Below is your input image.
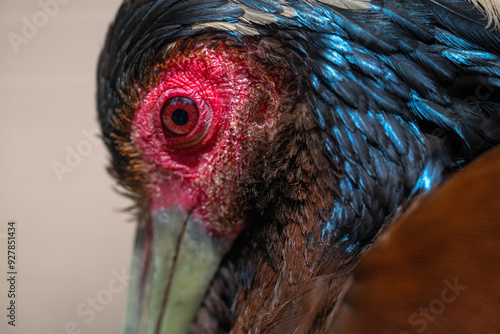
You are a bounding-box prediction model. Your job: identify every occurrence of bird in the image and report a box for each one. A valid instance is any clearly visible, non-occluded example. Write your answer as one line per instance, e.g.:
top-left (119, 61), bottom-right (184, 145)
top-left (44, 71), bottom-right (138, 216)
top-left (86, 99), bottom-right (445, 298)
top-left (96, 0), bottom-right (500, 333)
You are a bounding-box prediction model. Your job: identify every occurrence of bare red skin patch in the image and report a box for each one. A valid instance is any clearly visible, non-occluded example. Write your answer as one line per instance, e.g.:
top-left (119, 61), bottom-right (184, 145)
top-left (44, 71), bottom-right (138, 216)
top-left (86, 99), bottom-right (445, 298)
top-left (131, 40), bottom-right (286, 243)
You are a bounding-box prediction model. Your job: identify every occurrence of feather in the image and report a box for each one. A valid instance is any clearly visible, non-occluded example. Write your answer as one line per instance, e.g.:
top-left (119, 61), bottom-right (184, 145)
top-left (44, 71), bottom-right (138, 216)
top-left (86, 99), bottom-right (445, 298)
top-left (315, 0), bottom-right (371, 10)
top-left (425, 0), bottom-right (500, 53)
top-left (467, 0), bottom-right (500, 29)
top-left (240, 5), bottom-right (279, 25)
top-left (191, 21), bottom-right (260, 35)
top-left (234, 0), bottom-right (283, 13)
top-left (330, 145), bottom-right (500, 334)
top-left (429, 0), bottom-right (491, 25)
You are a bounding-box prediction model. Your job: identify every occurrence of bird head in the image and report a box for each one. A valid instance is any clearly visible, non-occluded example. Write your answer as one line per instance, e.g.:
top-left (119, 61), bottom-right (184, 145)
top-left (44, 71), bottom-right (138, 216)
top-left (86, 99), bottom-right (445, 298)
top-left (132, 36), bottom-right (298, 236)
top-left (98, 0), bottom-right (500, 333)
top-left (123, 38), bottom-right (297, 331)
top-left (100, 31), bottom-right (336, 332)
top-left (99, 24), bottom-right (309, 330)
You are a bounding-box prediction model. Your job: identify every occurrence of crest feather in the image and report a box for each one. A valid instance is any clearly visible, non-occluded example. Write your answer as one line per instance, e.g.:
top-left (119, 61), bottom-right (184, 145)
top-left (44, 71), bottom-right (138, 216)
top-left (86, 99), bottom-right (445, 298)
top-left (315, 0), bottom-right (371, 9)
top-left (467, 0), bottom-right (500, 29)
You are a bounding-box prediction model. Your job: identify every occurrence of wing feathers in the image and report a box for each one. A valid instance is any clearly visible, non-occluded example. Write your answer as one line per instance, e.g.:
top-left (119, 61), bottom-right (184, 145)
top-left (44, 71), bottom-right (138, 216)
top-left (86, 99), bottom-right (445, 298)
top-left (467, 0), bottom-right (500, 29)
top-left (330, 144), bottom-right (500, 333)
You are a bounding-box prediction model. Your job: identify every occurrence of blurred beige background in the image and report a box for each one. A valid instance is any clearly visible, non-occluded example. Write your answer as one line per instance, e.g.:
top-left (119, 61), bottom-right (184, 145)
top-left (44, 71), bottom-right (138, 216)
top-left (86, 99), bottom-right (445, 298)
top-left (0, 1), bottom-right (136, 333)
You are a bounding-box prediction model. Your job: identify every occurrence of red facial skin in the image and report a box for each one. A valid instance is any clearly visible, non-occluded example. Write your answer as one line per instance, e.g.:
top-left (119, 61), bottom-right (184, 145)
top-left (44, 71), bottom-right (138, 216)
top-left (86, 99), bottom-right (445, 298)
top-left (131, 40), bottom-right (285, 244)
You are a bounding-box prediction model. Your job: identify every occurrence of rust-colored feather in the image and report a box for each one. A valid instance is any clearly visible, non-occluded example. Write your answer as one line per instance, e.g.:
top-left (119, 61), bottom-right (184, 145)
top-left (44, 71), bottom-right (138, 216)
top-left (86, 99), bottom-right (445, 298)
top-left (330, 144), bottom-right (500, 333)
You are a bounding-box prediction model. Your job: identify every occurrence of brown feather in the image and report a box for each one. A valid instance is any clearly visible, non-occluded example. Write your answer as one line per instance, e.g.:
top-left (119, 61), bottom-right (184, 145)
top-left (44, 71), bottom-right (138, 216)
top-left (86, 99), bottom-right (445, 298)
top-left (330, 144), bottom-right (500, 333)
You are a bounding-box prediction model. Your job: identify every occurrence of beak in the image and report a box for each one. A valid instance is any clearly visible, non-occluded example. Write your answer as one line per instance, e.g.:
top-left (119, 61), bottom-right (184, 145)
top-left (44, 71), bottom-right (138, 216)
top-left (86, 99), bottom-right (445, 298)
top-left (123, 209), bottom-right (228, 334)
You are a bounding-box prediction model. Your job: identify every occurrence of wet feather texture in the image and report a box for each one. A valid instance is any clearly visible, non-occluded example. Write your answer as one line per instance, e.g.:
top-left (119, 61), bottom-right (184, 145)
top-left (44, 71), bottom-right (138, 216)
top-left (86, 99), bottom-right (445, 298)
top-left (97, 0), bottom-right (500, 333)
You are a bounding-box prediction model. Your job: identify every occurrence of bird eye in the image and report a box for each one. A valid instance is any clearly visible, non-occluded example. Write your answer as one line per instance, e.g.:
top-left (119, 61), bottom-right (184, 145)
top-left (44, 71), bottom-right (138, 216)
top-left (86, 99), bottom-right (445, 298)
top-left (161, 97), bottom-right (199, 136)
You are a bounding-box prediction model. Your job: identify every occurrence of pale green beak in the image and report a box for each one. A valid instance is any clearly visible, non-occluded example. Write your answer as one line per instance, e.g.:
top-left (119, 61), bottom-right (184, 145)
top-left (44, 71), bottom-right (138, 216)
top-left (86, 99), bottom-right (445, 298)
top-left (123, 209), bottom-right (228, 334)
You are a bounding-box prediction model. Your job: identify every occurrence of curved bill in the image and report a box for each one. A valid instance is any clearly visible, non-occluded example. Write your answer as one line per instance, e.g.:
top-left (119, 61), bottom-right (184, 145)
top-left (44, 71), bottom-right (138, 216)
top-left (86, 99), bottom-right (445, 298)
top-left (123, 209), bottom-right (228, 334)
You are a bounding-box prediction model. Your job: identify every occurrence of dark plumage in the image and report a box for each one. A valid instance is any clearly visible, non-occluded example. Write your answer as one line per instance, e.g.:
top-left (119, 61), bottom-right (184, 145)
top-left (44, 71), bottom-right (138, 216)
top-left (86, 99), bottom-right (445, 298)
top-left (97, 1), bottom-right (500, 333)
top-left (331, 144), bottom-right (500, 334)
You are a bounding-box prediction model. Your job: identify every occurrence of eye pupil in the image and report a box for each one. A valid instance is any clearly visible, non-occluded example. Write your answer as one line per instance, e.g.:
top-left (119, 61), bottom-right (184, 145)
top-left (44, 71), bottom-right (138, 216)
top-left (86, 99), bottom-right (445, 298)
top-left (161, 96), bottom-right (200, 137)
top-left (171, 109), bottom-right (189, 126)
